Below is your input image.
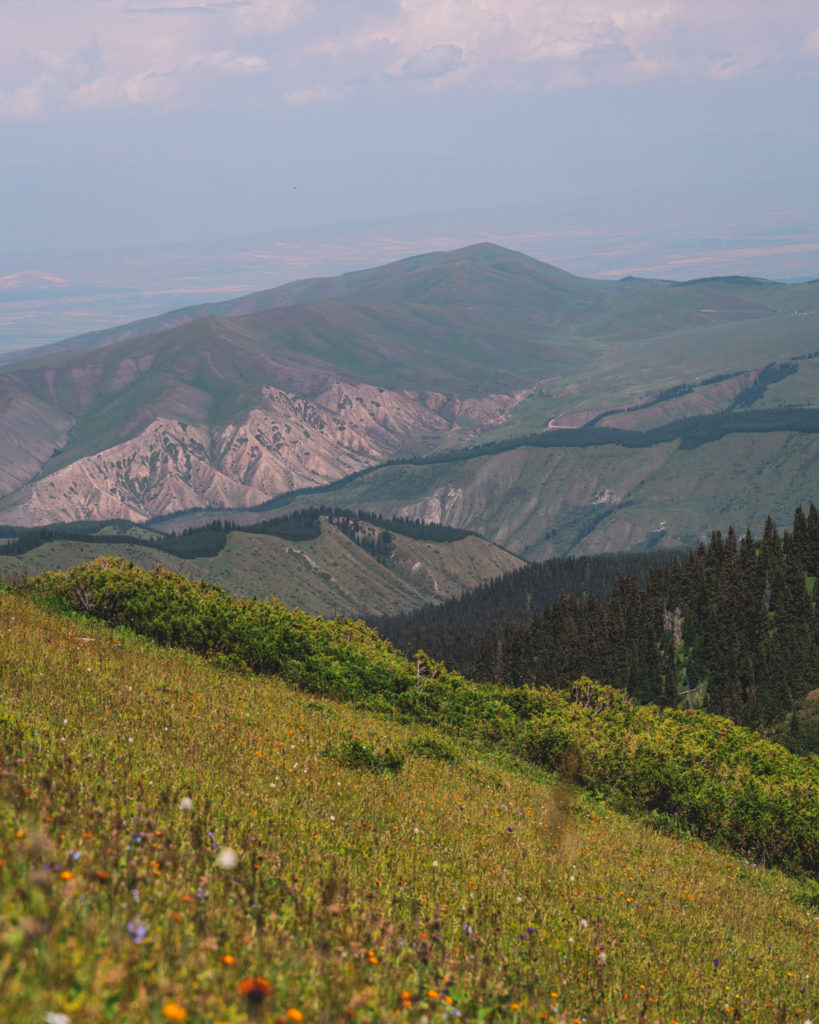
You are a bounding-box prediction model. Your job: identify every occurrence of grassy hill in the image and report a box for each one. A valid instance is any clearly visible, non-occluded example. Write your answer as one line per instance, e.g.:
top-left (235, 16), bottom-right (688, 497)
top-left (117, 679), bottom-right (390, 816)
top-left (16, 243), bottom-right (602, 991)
top-left (1, 568), bottom-right (818, 1022)
top-left (0, 513), bottom-right (523, 619)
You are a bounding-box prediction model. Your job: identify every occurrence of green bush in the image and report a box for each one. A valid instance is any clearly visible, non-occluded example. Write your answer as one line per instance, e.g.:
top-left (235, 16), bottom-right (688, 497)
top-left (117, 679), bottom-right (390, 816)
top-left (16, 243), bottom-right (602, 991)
top-left (331, 738), bottom-right (405, 774)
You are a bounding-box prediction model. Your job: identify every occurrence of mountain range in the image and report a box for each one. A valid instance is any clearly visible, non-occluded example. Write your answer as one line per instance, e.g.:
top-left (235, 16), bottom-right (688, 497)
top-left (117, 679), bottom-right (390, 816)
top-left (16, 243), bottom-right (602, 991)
top-left (2, 242), bottom-right (819, 555)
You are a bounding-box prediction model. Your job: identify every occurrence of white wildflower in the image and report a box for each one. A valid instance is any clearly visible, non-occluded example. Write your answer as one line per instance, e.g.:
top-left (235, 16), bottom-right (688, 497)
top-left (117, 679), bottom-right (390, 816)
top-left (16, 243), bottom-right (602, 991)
top-left (43, 1014), bottom-right (71, 1024)
top-left (178, 796), bottom-right (193, 812)
top-left (216, 847), bottom-right (238, 870)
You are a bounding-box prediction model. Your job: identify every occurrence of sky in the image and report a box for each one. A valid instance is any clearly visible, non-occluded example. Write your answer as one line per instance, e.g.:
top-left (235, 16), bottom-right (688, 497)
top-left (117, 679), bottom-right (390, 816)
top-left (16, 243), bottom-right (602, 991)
top-left (2, 1), bottom-right (819, 347)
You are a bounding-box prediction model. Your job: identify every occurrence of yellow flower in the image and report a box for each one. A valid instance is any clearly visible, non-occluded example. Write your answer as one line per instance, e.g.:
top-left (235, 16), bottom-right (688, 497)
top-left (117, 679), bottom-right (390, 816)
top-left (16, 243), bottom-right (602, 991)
top-left (162, 1002), bottom-right (188, 1022)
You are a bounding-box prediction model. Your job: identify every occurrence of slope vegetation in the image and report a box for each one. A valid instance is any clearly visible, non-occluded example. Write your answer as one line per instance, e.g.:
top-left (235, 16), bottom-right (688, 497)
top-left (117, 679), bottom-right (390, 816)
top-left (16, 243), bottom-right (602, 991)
top-left (2, 567), bottom-right (818, 1022)
top-left (24, 558), bottom-right (819, 878)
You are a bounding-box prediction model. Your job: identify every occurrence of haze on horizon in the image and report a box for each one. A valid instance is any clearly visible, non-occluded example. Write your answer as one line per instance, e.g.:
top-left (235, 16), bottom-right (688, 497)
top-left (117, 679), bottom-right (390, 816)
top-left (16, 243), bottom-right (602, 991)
top-left (2, 0), bottom-right (819, 350)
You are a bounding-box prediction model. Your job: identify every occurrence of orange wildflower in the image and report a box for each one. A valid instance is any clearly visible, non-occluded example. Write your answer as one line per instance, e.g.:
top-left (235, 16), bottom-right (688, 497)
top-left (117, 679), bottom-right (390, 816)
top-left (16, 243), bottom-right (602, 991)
top-left (219, 954), bottom-right (235, 966)
top-left (286, 1011), bottom-right (304, 1022)
top-left (238, 977), bottom-right (272, 1003)
top-left (162, 1002), bottom-right (188, 1022)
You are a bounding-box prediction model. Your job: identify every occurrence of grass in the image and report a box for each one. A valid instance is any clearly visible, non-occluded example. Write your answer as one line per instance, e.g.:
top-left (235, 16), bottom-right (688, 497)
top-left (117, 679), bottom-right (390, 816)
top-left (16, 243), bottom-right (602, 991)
top-left (1, 584), bottom-right (818, 1022)
top-left (0, 523), bottom-right (523, 620)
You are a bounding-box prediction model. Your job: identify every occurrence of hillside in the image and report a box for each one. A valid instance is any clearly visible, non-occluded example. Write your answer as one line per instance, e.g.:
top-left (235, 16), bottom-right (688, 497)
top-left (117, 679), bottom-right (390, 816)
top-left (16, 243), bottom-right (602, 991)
top-left (2, 243), bottom-right (819, 532)
top-left (171, 408), bottom-right (819, 558)
top-left (1, 564), bottom-right (818, 1021)
top-left (0, 511), bottom-right (524, 618)
top-left (373, 548), bottom-right (682, 672)
top-left (377, 504), bottom-right (819, 764)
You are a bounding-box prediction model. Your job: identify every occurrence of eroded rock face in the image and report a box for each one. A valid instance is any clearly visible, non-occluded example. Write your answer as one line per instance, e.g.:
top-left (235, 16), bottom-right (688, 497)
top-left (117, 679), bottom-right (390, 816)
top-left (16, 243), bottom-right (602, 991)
top-left (0, 380), bottom-right (534, 524)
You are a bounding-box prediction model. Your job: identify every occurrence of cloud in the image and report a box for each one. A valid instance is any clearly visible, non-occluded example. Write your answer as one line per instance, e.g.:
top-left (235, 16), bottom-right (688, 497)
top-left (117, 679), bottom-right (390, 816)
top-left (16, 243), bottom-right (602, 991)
top-left (1, 0), bottom-right (819, 118)
top-left (399, 44), bottom-right (464, 80)
top-left (0, 0), bottom-right (303, 115)
top-left (283, 84), bottom-right (341, 104)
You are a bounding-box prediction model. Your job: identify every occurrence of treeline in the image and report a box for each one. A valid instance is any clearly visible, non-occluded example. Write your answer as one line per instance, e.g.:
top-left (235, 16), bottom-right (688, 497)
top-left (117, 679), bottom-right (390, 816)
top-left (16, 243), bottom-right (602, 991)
top-left (384, 505), bottom-right (819, 747)
top-left (0, 519), bottom-right (230, 560)
top-left (583, 369), bottom-right (742, 428)
top-left (374, 549), bottom-right (681, 672)
top-left (23, 557), bottom-right (819, 877)
top-left (0, 507), bottom-right (472, 563)
top-left (729, 361), bottom-right (798, 409)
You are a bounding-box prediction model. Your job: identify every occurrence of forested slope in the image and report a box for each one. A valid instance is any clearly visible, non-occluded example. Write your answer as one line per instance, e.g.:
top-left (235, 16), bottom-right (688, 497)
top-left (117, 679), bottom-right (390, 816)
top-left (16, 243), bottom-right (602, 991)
top-left (379, 505), bottom-right (819, 751)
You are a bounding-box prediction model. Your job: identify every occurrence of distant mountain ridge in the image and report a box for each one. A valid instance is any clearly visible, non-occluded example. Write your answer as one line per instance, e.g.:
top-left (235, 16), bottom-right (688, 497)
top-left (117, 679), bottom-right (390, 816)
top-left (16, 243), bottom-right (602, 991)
top-left (2, 242), bottom-right (819, 534)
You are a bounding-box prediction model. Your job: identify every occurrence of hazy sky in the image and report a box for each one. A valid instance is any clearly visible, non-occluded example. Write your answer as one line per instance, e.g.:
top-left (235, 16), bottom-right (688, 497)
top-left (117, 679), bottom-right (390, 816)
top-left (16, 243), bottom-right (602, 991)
top-left (2, 1), bottom-right (819, 273)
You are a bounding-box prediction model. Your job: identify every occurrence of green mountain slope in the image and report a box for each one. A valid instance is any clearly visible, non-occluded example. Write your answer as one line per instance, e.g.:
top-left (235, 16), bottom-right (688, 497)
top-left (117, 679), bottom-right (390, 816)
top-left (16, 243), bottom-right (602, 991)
top-left (0, 514), bottom-right (524, 618)
top-left (3, 582), bottom-right (817, 1021)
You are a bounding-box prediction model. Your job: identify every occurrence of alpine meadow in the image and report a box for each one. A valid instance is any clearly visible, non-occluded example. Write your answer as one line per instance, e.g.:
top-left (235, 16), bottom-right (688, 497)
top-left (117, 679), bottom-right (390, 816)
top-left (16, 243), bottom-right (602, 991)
top-left (2, 243), bottom-right (819, 1024)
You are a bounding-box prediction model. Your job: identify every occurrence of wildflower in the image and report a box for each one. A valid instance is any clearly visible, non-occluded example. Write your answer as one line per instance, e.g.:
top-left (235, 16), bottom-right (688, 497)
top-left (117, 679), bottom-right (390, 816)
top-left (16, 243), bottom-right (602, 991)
top-left (216, 848), bottom-right (238, 870)
top-left (94, 871), bottom-right (111, 882)
top-left (127, 919), bottom-right (147, 944)
top-left (511, 1004), bottom-right (522, 1011)
top-left (43, 1014), bottom-right (71, 1024)
top-left (597, 952), bottom-right (607, 966)
top-left (162, 1003), bottom-right (187, 1022)
top-left (179, 796), bottom-right (193, 812)
top-left (238, 977), bottom-right (272, 1003)
top-left (219, 954), bottom-right (235, 965)
top-left (427, 990), bottom-right (440, 1000)
top-left (431, 860), bottom-right (439, 867)
top-left (59, 870), bottom-right (73, 881)
top-left (286, 1011), bottom-right (304, 1022)
top-left (579, 919), bottom-right (588, 929)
